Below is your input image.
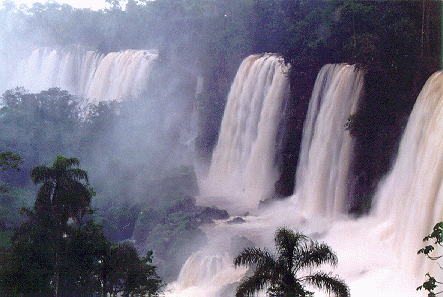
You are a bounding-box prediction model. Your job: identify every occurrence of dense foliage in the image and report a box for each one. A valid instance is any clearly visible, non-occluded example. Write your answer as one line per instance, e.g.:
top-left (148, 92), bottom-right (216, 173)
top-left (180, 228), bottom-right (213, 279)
top-left (0, 151), bottom-right (21, 194)
top-left (0, 88), bottom-right (97, 186)
top-left (30, 155), bottom-right (92, 296)
top-left (0, 155), bottom-right (162, 296)
top-left (0, 151), bottom-right (22, 258)
top-left (0, 85), bottom-right (230, 281)
top-left (234, 228), bottom-right (349, 297)
top-left (0, 0), bottom-right (441, 292)
top-left (0, 152), bottom-right (21, 173)
top-left (0, 88), bottom-right (120, 248)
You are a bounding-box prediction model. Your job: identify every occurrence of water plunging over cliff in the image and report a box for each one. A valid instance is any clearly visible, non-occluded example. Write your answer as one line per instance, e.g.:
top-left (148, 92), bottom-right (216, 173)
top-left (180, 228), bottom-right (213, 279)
top-left (292, 64), bottom-right (364, 217)
top-left (13, 48), bottom-right (158, 102)
top-left (203, 54), bottom-right (290, 210)
top-left (373, 70), bottom-right (443, 278)
top-left (166, 63), bottom-right (442, 297)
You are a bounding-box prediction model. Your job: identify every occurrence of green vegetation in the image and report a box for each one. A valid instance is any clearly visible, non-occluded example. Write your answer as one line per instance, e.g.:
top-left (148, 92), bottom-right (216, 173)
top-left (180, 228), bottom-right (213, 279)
top-left (1, 0), bottom-right (440, 210)
top-left (0, 89), bottom-right (113, 261)
top-left (417, 222), bottom-right (442, 296)
top-left (0, 151), bottom-right (22, 248)
top-left (335, 1), bottom-right (440, 214)
top-left (272, 0), bottom-right (441, 207)
top-left (0, 88), bottom-right (106, 187)
top-left (30, 155), bottom-right (93, 296)
top-left (0, 0), bottom-right (441, 293)
top-left (234, 227), bottom-right (349, 297)
top-left (0, 152), bottom-right (21, 172)
top-left (0, 86), bottom-right (229, 282)
top-left (0, 156), bottom-right (162, 296)
top-left (0, 152), bottom-right (21, 194)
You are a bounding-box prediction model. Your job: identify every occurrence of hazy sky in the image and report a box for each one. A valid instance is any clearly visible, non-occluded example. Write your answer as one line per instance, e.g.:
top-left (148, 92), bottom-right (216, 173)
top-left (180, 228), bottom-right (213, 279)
top-left (11, 0), bottom-right (110, 10)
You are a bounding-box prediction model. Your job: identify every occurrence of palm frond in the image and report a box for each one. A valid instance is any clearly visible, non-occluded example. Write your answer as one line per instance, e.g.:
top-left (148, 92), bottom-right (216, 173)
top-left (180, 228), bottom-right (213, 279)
top-left (30, 166), bottom-right (55, 184)
top-left (274, 228), bottom-right (308, 254)
top-left (67, 168), bottom-right (89, 183)
top-left (235, 268), bottom-right (273, 297)
top-left (30, 156), bottom-right (91, 225)
top-left (53, 155), bottom-right (80, 171)
top-left (301, 272), bottom-right (350, 297)
top-left (233, 228), bottom-right (349, 297)
top-left (234, 247), bottom-right (275, 268)
top-left (268, 278), bottom-right (309, 297)
top-left (274, 228), bottom-right (308, 272)
top-left (295, 241), bottom-right (338, 271)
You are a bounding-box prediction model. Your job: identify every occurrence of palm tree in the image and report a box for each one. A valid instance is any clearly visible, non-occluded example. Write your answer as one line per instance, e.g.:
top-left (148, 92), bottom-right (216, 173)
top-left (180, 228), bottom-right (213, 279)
top-left (31, 155), bottom-right (92, 224)
top-left (233, 228), bottom-right (350, 297)
top-left (30, 155), bottom-right (93, 297)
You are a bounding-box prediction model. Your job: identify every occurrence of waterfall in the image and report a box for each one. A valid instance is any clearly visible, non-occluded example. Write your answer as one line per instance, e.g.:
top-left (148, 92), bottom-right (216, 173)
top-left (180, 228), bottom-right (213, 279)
top-left (165, 251), bottom-right (248, 296)
top-left (13, 48), bottom-right (158, 102)
top-left (204, 54), bottom-right (290, 209)
top-left (373, 70), bottom-right (443, 276)
top-left (166, 64), bottom-right (442, 297)
top-left (293, 64), bottom-right (364, 217)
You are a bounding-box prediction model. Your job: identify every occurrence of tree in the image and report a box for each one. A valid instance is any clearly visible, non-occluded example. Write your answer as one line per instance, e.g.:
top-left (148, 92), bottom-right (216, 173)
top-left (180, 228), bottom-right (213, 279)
top-left (0, 88), bottom-right (85, 187)
top-left (0, 151), bottom-right (22, 261)
top-left (1, 207), bottom-right (60, 295)
top-left (101, 243), bottom-right (161, 296)
top-left (59, 220), bottom-right (109, 296)
top-left (1, 209), bottom-right (162, 296)
top-left (30, 155), bottom-right (92, 227)
top-left (233, 228), bottom-right (349, 297)
top-left (0, 155), bottom-right (162, 296)
top-left (417, 222), bottom-right (442, 296)
top-left (0, 152), bottom-right (21, 172)
top-left (0, 152), bottom-right (21, 193)
top-left (30, 155), bottom-right (93, 297)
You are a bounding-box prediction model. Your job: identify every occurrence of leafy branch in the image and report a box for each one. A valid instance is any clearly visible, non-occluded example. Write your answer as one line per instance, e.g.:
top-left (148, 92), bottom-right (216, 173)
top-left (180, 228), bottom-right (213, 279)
top-left (0, 152), bottom-right (22, 172)
top-left (417, 222), bottom-right (442, 296)
top-left (0, 151), bottom-right (22, 193)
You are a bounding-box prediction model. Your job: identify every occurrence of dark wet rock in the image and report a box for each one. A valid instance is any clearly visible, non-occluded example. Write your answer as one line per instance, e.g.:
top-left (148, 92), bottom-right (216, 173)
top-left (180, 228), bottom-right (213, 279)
top-left (227, 216), bottom-right (246, 224)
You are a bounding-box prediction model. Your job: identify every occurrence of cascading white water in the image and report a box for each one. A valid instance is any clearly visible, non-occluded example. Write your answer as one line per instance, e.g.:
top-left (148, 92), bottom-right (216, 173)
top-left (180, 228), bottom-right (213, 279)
top-left (166, 64), bottom-right (442, 297)
top-left (12, 47), bottom-right (158, 102)
top-left (293, 64), bottom-right (364, 217)
top-left (203, 54), bottom-right (289, 210)
top-left (373, 70), bottom-right (443, 277)
top-left (165, 251), bottom-right (248, 297)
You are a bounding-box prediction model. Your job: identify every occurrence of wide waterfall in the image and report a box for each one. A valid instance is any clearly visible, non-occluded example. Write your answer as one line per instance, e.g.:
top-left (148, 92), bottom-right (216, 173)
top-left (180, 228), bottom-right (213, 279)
top-left (165, 62), bottom-right (442, 297)
top-left (293, 64), bottom-right (364, 217)
top-left (12, 47), bottom-right (158, 102)
top-left (203, 54), bottom-right (289, 210)
top-left (373, 70), bottom-right (443, 277)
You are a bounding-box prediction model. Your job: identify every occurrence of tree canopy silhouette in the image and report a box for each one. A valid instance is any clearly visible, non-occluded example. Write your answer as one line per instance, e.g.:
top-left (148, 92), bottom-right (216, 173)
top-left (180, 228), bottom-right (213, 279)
top-left (30, 155), bottom-right (93, 225)
top-left (1, 155), bottom-right (162, 296)
top-left (234, 227), bottom-right (349, 297)
top-left (30, 155), bottom-right (93, 297)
